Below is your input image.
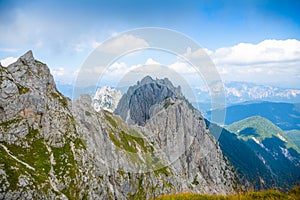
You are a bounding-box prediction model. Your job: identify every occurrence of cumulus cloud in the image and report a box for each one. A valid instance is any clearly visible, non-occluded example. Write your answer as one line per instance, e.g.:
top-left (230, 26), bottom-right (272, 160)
top-left (169, 62), bottom-right (197, 74)
top-left (0, 57), bottom-right (18, 67)
top-left (53, 39), bottom-right (300, 89)
top-left (145, 58), bottom-right (160, 65)
top-left (96, 34), bottom-right (149, 54)
top-left (183, 47), bottom-right (213, 59)
top-left (50, 67), bottom-right (79, 84)
top-left (182, 39), bottom-right (300, 67)
top-left (212, 39), bottom-right (300, 66)
top-left (181, 39), bottom-right (300, 88)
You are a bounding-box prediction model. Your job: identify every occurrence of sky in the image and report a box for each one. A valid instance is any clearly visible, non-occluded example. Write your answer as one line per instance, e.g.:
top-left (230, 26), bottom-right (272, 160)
top-left (0, 0), bottom-right (300, 89)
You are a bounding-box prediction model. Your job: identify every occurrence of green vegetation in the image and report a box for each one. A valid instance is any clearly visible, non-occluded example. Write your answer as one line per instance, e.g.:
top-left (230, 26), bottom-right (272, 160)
top-left (227, 116), bottom-right (282, 141)
top-left (154, 166), bottom-right (170, 177)
top-left (0, 118), bottom-right (22, 132)
top-left (51, 140), bottom-right (80, 199)
top-left (104, 111), bottom-right (169, 167)
top-left (0, 127), bottom-right (51, 192)
top-left (104, 111), bottom-right (152, 153)
top-left (0, 145), bottom-right (25, 191)
top-left (104, 111), bottom-right (118, 128)
top-left (285, 130), bottom-right (300, 149)
top-left (164, 101), bottom-right (175, 109)
top-left (226, 116), bottom-right (300, 153)
top-left (85, 110), bottom-right (92, 116)
top-left (192, 175), bottom-right (199, 185)
top-left (109, 130), bottom-right (150, 153)
top-left (51, 91), bottom-right (68, 107)
top-left (154, 186), bottom-right (300, 200)
top-left (16, 83), bottom-right (30, 94)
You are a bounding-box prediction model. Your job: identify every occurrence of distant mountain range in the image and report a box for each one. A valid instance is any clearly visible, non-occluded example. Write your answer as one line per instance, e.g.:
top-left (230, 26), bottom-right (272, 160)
top-left (206, 101), bottom-right (300, 131)
top-left (57, 81), bottom-right (300, 111)
top-left (223, 81), bottom-right (300, 104)
top-left (194, 81), bottom-right (300, 108)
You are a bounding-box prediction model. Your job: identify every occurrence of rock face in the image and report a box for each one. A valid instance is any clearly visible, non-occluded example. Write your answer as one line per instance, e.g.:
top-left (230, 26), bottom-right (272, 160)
top-left (115, 76), bottom-right (182, 126)
top-left (0, 51), bottom-right (238, 199)
top-left (0, 51), bottom-right (91, 199)
top-left (115, 76), bottom-right (238, 193)
top-left (93, 85), bottom-right (122, 112)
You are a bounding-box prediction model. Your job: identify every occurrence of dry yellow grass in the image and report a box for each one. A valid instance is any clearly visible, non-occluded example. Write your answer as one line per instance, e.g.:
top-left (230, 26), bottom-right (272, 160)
top-left (154, 186), bottom-right (300, 200)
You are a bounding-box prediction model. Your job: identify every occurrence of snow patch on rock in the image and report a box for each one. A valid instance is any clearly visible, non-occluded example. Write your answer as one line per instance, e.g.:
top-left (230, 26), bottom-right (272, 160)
top-left (93, 86), bottom-right (122, 112)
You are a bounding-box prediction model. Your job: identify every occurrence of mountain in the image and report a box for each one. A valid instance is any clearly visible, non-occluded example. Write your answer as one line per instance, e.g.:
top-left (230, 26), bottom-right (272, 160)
top-left (205, 120), bottom-right (277, 190)
top-left (57, 81), bottom-right (300, 110)
top-left (93, 86), bottom-right (122, 112)
top-left (225, 116), bottom-right (300, 190)
top-left (206, 101), bottom-right (300, 131)
top-left (0, 51), bottom-right (238, 199)
top-left (115, 76), bottom-right (183, 126)
top-left (224, 81), bottom-right (300, 104)
top-left (285, 130), bottom-right (300, 149)
top-left (206, 116), bottom-right (300, 191)
top-left (115, 75), bottom-right (238, 193)
top-left (195, 82), bottom-right (300, 107)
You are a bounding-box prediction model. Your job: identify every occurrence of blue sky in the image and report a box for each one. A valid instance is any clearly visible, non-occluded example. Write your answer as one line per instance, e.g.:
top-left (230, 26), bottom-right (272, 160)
top-left (0, 0), bottom-right (300, 88)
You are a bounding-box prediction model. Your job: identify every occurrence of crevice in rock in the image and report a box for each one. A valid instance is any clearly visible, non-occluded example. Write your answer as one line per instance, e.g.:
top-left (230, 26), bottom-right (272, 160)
top-left (0, 106), bottom-right (4, 114)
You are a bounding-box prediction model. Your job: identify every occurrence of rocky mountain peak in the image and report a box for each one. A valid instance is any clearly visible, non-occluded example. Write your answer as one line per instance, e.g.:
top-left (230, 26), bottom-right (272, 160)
top-left (19, 50), bottom-right (35, 65)
top-left (93, 86), bottom-right (122, 112)
top-left (5, 50), bottom-right (56, 93)
top-left (139, 75), bottom-right (154, 84)
top-left (114, 76), bottom-right (183, 126)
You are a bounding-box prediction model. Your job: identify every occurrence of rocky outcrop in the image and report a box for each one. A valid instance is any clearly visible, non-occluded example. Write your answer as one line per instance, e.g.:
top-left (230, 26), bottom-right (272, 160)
top-left (115, 76), bottom-right (182, 126)
top-left (0, 51), bottom-right (239, 199)
top-left (0, 51), bottom-right (90, 199)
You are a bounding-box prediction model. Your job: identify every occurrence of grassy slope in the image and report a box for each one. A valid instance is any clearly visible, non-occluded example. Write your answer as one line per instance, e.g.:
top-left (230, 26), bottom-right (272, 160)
top-left (155, 186), bottom-right (300, 200)
top-left (285, 130), bottom-right (300, 149)
top-left (226, 116), bottom-right (300, 153)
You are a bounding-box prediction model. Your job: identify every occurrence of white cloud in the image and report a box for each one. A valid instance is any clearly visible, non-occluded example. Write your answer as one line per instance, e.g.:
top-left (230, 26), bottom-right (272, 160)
top-left (212, 39), bottom-right (300, 66)
top-left (51, 67), bottom-right (79, 84)
top-left (96, 34), bottom-right (149, 54)
top-left (183, 47), bottom-right (213, 59)
top-left (101, 58), bottom-right (163, 79)
top-left (105, 62), bottom-right (139, 77)
top-left (50, 39), bottom-right (300, 89)
top-left (183, 39), bottom-right (300, 67)
top-left (0, 57), bottom-right (18, 67)
top-left (181, 39), bottom-right (300, 88)
top-left (51, 67), bottom-right (65, 76)
top-left (169, 62), bottom-right (197, 74)
top-left (0, 48), bottom-right (18, 53)
top-left (145, 58), bottom-right (160, 65)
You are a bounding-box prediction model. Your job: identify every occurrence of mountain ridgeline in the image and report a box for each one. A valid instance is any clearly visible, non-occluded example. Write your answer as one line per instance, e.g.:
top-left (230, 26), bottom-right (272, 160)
top-left (0, 51), bottom-right (238, 199)
top-left (114, 76), bottom-right (183, 126)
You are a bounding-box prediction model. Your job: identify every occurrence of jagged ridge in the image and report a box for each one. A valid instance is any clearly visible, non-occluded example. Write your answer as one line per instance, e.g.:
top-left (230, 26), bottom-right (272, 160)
top-left (0, 51), bottom-right (239, 199)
